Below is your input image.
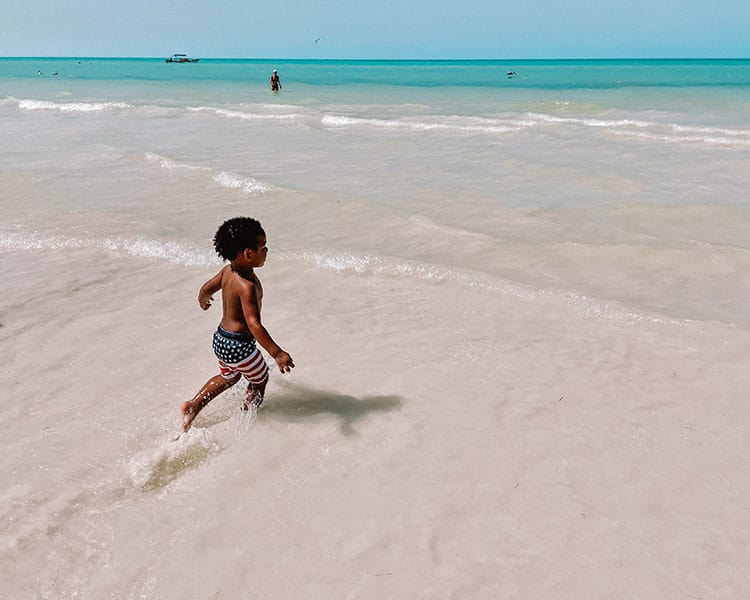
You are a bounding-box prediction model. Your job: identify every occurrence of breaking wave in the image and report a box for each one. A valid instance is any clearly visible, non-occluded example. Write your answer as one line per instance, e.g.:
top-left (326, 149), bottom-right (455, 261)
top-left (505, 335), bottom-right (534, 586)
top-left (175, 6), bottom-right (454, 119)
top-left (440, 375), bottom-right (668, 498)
top-left (526, 112), bottom-right (750, 146)
top-left (286, 250), bottom-right (691, 327)
top-left (186, 105), bottom-right (305, 121)
top-left (2, 227), bottom-right (694, 326)
top-left (319, 110), bottom-right (750, 147)
top-left (0, 230), bottom-right (219, 267)
top-left (5, 93), bottom-right (745, 148)
top-left (144, 152), bottom-right (274, 194)
top-left (4, 96), bottom-right (132, 112)
top-left (321, 114), bottom-right (533, 135)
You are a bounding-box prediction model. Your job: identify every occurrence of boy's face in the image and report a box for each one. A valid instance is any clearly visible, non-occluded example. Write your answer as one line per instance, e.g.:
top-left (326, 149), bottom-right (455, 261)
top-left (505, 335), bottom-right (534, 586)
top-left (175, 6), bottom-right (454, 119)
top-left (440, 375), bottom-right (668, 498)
top-left (246, 235), bottom-right (268, 267)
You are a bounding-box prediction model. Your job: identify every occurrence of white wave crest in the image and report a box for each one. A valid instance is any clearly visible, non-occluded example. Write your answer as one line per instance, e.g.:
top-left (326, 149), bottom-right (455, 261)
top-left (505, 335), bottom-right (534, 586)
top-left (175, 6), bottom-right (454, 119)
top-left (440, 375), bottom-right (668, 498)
top-left (526, 112), bottom-right (750, 147)
top-left (291, 249), bottom-right (688, 326)
top-left (187, 106), bottom-right (303, 121)
top-left (295, 250), bottom-right (514, 286)
top-left (3, 228), bottom-right (690, 327)
top-left (144, 152), bottom-right (275, 194)
top-left (321, 114), bottom-right (531, 135)
top-left (407, 215), bottom-right (490, 240)
top-left (1, 230), bottom-right (218, 267)
top-left (610, 130), bottom-right (749, 146)
top-left (212, 171), bottom-right (273, 194)
top-left (14, 98), bottom-right (132, 112)
top-left (318, 108), bottom-right (750, 148)
top-left (0, 230), bottom-right (85, 251)
top-left (102, 237), bottom-right (218, 266)
top-left (671, 123), bottom-right (750, 137)
top-left (257, 103), bottom-right (302, 109)
top-left (144, 151), bottom-right (206, 172)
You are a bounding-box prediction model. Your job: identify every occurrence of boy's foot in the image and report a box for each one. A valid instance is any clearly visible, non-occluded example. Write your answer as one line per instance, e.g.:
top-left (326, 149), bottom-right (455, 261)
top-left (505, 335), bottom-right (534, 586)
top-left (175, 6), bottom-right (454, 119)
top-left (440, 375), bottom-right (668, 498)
top-left (242, 387), bottom-right (264, 411)
top-left (181, 401), bottom-right (197, 432)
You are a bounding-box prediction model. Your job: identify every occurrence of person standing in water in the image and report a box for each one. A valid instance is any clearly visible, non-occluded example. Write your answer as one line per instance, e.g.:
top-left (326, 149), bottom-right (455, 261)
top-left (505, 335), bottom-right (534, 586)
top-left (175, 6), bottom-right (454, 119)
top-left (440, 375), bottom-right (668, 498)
top-left (180, 217), bottom-right (294, 432)
top-left (270, 69), bottom-right (281, 91)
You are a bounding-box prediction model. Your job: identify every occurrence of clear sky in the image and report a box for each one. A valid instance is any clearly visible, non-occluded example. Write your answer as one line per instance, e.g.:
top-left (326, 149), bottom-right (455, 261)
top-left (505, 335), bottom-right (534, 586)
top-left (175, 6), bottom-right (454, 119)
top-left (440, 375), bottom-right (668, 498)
top-left (2, 0), bottom-right (748, 59)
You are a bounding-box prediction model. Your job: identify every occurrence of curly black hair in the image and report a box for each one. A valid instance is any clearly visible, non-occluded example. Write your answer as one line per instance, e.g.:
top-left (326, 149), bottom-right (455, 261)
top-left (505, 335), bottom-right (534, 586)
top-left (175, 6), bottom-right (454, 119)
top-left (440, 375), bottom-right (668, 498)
top-left (213, 217), bottom-right (265, 261)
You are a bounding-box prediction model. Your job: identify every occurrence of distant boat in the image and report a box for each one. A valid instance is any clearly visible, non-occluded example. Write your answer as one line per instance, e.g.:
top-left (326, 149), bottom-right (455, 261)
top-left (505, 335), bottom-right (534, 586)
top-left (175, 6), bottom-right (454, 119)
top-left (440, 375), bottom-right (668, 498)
top-left (166, 54), bottom-right (199, 63)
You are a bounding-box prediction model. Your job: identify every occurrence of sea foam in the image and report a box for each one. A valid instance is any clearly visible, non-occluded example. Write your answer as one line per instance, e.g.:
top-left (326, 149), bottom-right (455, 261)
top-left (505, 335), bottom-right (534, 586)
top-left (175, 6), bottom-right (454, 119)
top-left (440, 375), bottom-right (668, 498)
top-left (321, 114), bottom-right (531, 135)
top-left (526, 112), bottom-right (750, 147)
top-left (187, 106), bottom-right (304, 121)
top-left (144, 152), bottom-right (275, 194)
top-left (289, 250), bottom-right (689, 326)
top-left (0, 227), bottom-right (686, 326)
top-left (12, 97), bottom-right (132, 112)
top-left (0, 230), bottom-right (218, 267)
top-left (320, 107), bottom-right (750, 146)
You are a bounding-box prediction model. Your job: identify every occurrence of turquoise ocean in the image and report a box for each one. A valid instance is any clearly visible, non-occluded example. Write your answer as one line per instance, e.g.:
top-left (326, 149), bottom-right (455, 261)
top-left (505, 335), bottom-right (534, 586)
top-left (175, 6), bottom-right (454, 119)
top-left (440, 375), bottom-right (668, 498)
top-left (2, 58), bottom-right (750, 597)
top-left (3, 58), bottom-right (749, 320)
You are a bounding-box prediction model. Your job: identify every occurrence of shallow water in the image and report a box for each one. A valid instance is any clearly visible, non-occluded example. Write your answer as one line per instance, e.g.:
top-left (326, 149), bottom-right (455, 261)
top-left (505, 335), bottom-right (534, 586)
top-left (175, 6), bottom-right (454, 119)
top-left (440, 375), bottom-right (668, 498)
top-left (1, 59), bottom-right (749, 598)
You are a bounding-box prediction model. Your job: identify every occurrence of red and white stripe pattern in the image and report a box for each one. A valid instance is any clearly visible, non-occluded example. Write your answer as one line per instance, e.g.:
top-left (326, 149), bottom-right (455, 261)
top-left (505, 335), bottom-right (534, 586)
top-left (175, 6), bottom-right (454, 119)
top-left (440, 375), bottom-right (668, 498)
top-left (218, 346), bottom-right (269, 384)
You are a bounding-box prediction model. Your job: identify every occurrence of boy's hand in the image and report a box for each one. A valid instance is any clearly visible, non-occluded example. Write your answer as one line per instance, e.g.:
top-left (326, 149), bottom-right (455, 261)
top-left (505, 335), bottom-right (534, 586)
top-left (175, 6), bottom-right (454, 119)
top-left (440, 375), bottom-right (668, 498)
top-left (274, 351), bottom-right (295, 374)
top-left (198, 291), bottom-right (214, 310)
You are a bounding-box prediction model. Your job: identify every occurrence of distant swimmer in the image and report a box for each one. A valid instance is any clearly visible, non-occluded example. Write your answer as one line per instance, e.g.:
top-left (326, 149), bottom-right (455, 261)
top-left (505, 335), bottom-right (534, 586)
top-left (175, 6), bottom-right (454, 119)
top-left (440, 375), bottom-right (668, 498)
top-left (270, 69), bottom-right (282, 92)
top-left (315, 37), bottom-right (321, 43)
top-left (51, 71), bottom-right (59, 76)
top-left (506, 71), bottom-right (517, 77)
top-left (37, 70), bottom-right (42, 75)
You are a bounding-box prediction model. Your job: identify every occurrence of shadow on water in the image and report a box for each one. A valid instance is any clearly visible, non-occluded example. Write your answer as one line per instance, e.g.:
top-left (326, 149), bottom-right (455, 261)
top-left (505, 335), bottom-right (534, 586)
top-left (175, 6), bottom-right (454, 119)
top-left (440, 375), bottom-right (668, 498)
top-left (263, 381), bottom-right (403, 435)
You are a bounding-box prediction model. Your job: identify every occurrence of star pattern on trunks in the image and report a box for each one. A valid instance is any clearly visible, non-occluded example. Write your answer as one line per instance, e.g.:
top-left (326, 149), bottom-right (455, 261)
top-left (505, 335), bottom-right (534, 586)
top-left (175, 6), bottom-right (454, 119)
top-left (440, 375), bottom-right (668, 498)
top-left (213, 331), bottom-right (257, 363)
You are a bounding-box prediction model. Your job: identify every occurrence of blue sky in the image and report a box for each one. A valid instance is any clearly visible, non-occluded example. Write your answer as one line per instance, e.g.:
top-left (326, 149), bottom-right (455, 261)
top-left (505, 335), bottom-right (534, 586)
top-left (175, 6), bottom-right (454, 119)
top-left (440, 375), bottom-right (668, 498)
top-left (2, 0), bottom-right (748, 58)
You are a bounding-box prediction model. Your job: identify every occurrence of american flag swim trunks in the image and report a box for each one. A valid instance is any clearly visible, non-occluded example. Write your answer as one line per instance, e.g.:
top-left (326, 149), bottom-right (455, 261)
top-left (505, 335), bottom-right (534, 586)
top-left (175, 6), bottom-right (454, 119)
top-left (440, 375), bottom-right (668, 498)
top-left (213, 326), bottom-right (269, 385)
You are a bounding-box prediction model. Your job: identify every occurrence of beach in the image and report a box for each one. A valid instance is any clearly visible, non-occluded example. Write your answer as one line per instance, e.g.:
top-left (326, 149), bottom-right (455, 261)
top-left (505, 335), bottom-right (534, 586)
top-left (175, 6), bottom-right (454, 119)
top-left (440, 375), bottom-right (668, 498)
top-left (1, 58), bottom-right (749, 598)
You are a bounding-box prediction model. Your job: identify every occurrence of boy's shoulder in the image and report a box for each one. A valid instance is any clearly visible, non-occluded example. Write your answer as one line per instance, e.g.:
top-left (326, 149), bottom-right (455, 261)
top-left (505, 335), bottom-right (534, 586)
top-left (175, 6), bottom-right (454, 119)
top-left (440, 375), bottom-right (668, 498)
top-left (221, 265), bottom-right (260, 292)
top-left (217, 264), bottom-right (233, 283)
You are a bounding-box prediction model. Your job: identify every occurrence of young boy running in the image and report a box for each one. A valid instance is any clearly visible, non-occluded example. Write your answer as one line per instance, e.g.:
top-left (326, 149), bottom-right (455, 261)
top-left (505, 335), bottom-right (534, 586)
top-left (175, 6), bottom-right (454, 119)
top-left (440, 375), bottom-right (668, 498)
top-left (181, 217), bottom-right (294, 432)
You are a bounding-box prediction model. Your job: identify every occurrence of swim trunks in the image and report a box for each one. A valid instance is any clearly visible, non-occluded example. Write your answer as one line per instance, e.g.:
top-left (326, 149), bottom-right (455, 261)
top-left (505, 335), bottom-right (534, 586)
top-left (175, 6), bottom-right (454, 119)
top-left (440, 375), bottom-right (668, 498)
top-left (213, 326), bottom-right (269, 385)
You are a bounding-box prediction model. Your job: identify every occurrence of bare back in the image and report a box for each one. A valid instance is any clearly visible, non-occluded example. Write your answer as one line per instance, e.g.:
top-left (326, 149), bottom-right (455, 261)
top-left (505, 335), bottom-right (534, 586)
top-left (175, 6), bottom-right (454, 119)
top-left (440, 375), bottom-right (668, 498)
top-left (218, 265), bottom-right (263, 334)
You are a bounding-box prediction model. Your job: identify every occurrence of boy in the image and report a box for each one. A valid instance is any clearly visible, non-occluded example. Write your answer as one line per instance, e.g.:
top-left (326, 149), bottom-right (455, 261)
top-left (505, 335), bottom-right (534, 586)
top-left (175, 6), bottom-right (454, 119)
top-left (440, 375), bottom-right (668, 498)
top-left (181, 217), bottom-right (294, 432)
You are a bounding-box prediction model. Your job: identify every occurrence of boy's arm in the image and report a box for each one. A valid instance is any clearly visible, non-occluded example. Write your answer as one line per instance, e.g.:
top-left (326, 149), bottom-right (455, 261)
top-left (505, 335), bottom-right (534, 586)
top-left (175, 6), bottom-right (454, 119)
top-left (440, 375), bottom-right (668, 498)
top-left (198, 266), bottom-right (226, 310)
top-left (240, 281), bottom-right (294, 373)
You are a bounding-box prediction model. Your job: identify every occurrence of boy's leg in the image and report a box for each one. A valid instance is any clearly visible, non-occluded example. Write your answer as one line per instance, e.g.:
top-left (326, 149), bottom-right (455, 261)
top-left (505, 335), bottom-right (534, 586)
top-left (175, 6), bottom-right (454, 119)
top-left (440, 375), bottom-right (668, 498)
top-left (181, 373), bottom-right (240, 431)
top-left (242, 375), bottom-right (268, 411)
